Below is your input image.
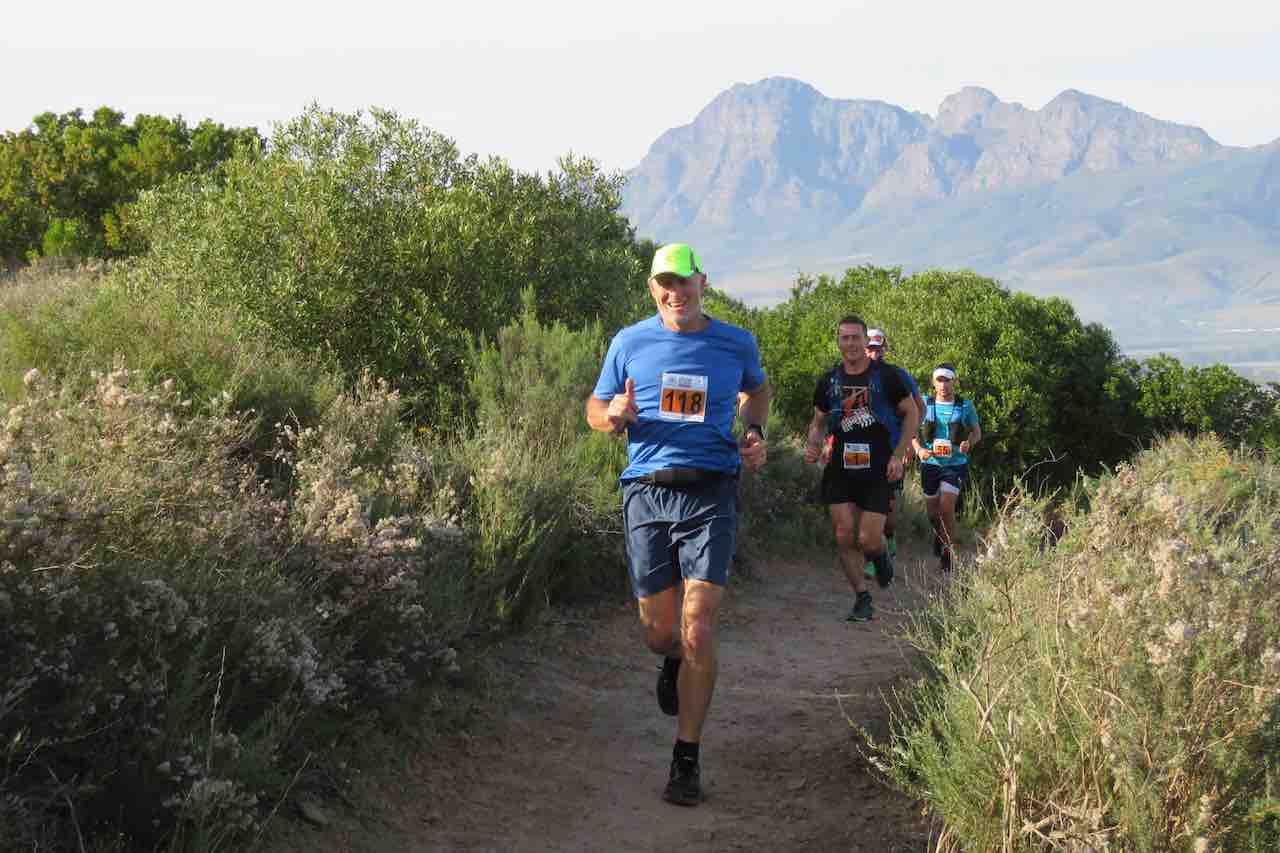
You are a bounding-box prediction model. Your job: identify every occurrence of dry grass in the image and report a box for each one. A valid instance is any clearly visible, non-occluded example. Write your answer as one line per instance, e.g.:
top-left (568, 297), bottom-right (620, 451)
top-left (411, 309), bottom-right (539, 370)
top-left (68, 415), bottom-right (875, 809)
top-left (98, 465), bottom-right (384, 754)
top-left (873, 435), bottom-right (1280, 852)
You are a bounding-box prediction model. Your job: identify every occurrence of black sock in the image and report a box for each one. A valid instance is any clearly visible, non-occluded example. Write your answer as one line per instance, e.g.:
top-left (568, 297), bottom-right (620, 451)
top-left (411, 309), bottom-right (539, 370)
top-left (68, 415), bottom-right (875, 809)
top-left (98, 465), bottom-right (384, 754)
top-left (662, 656), bottom-right (681, 678)
top-left (674, 740), bottom-right (699, 764)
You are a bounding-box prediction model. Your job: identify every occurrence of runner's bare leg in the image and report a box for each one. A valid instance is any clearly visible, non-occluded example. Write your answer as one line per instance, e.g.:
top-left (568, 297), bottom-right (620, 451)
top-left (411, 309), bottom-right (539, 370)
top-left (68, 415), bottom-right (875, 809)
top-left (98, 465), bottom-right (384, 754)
top-left (829, 503), bottom-right (867, 594)
top-left (676, 579), bottom-right (722, 742)
top-left (637, 586), bottom-right (681, 657)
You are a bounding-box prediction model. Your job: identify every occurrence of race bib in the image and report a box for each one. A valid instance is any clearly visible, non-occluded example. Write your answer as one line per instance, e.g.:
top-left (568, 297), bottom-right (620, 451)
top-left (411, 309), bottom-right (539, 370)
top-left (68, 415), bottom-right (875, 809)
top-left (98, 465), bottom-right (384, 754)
top-left (843, 442), bottom-right (871, 470)
top-left (658, 372), bottom-right (708, 423)
top-left (932, 438), bottom-right (953, 458)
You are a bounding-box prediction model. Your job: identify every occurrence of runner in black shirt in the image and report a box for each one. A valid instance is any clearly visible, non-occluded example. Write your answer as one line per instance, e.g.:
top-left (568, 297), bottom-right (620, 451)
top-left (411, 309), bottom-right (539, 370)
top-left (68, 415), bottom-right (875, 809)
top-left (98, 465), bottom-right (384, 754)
top-left (804, 316), bottom-right (919, 622)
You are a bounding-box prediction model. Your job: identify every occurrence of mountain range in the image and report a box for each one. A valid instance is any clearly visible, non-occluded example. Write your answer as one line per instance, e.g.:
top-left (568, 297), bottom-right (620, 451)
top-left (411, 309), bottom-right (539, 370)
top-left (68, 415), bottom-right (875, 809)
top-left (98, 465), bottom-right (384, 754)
top-left (622, 78), bottom-right (1280, 377)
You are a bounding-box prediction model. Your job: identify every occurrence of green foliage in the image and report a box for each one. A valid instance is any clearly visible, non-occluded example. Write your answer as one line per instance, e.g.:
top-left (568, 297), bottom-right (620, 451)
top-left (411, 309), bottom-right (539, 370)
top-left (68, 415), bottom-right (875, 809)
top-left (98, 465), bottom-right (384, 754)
top-left (0, 304), bottom-right (635, 849)
top-left (735, 266), bottom-right (1147, 500)
top-left (729, 263), bottom-right (1279, 505)
top-left (117, 105), bottom-right (648, 419)
top-left (1134, 354), bottom-right (1280, 448)
top-left (874, 435), bottom-right (1280, 852)
top-left (461, 293), bottom-right (628, 622)
top-left (0, 107), bottom-right (261, 262)
top-left (0, 262), bottom-right (340, 456)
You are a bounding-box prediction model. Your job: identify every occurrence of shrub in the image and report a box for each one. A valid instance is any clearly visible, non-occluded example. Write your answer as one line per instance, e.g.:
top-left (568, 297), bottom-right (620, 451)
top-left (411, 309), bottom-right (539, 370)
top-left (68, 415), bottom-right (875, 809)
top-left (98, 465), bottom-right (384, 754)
top-left (0, 261), bottom-right (340, 454)
top-left (117, 105), bottom-right (648, 418)
top-left (874, 434), bottom-right (1280, 852)
top-left (460, 294), bottom-right (628, 622)
top-left (0, 368), bottom-right (467, 850)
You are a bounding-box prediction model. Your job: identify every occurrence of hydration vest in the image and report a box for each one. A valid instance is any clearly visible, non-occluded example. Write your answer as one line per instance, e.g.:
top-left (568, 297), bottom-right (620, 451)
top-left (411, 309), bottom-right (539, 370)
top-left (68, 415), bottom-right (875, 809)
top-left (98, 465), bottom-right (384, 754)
top-left (920, 395), bottom-right (969, 446)
top-left (823, 360), bottom-right (902, 449)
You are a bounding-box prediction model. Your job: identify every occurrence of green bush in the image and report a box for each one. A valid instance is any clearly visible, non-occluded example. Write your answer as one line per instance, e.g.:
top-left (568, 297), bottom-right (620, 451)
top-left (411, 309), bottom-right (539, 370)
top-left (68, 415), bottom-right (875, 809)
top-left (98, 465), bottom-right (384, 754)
top-left (0, 106), bottom-right (260, 262)
top-left (117, 105), bottom-right (648, 418)
top-left (461, 294), bottom-right (628, 622)
top-left (0, 261), bottom-right (341, 458)
top-left (875, 434), bottom-right (1280, 852)
top-left (0, 304), bottom-right (649, 850)
top-left (727, 266), bottom-right (1160, 505)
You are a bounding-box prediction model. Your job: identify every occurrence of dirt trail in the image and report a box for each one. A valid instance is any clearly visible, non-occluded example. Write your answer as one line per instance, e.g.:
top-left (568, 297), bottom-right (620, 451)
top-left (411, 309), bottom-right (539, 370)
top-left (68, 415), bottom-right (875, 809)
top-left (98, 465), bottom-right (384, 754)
top-left (270, 546), bottom-right (940, 852)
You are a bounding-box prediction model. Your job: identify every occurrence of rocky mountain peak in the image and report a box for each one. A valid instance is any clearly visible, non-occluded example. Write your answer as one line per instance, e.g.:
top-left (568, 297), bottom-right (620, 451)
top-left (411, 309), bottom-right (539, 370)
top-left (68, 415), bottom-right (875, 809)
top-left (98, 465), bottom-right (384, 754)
top-left (624, 78), bottom-right (1226, 246)
top-left (934, 86), bottom-right (1001, 134)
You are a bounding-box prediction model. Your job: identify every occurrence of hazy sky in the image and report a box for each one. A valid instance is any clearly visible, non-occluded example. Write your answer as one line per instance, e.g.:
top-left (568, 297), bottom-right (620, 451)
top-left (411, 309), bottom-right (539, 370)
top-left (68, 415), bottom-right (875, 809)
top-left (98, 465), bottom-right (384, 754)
top-left (3, 0), bottom-right (1278, 174)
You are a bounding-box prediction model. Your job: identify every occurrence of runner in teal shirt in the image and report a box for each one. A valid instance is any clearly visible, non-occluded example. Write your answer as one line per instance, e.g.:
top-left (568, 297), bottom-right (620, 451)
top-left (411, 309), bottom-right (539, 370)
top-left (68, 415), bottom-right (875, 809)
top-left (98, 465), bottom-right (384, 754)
top-left (911, 363), bottom-right (982, 571)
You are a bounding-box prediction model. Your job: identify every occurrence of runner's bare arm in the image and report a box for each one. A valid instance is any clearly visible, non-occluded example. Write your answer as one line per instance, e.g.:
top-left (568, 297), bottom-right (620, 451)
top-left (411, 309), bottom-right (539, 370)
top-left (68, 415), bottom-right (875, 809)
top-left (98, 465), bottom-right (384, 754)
top-left (736, 382), bottom-right (771, 430)
top-left (737, 382), bottom-right (772, 470)
top-left (894, 395), bottom-right (920, 461)
top-left (887, 395), bottom-right (920, 481)
top-left (960, 422), bottom-right (982, 454)
top-left (803, 407), bottom-right (826, 464)
top-left (904, 391), bottom-right (926, 464)
top-left (585, 377), bottom-right (638, 434)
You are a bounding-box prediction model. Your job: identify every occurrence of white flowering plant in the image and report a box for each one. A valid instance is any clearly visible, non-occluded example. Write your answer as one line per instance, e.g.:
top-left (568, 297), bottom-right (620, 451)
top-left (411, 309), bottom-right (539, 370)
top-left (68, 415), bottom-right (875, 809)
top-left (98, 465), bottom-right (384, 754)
top-left (0, 367), bottom-right (467, 850)
top-left (873, 435), bottom-right (1280, 853)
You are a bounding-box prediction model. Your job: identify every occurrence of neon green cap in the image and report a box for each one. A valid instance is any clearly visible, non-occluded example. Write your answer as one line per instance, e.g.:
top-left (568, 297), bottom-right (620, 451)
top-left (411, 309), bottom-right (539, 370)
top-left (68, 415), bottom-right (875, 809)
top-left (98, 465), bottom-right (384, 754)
top-left (650, 243), bottom-right (702, 278)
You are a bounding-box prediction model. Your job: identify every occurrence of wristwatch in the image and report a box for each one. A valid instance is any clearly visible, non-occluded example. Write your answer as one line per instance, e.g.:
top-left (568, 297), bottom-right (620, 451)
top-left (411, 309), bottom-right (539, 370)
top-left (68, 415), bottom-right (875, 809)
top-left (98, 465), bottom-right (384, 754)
top-left (745, 423), bottom-right (766, 441)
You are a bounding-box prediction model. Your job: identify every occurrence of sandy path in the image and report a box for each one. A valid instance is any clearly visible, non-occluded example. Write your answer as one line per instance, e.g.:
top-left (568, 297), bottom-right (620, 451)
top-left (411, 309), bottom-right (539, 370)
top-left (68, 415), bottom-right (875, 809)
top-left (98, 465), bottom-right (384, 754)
top-left (269, 546), bottom-right (939, 852)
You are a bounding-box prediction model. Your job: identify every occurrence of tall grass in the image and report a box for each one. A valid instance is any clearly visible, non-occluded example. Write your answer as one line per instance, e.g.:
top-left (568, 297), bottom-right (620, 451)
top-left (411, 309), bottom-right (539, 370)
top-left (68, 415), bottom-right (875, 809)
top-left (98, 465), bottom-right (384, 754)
top-left (0, 260), bottom-right (341, 455)
top-left (874, 435), bottom-right (1280, 852)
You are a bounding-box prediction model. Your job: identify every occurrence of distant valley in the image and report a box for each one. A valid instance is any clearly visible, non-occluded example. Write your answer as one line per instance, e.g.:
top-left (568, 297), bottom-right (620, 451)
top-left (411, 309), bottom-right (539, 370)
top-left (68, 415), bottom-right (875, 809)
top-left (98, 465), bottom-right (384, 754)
top-left (622, 78), bottom-right (1280, 380)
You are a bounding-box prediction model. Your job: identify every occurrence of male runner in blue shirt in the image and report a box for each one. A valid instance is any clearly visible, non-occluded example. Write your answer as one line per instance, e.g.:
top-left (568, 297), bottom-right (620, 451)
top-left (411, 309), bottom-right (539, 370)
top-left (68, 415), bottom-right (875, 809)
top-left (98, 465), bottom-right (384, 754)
top-left (586, 243), bottom-right (770, 806)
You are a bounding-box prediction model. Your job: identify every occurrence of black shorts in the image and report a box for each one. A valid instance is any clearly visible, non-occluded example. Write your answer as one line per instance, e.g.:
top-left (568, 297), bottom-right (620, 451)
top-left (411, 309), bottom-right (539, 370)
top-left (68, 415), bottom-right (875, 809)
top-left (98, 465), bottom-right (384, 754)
top-left (820, 464), bottom-right (891, 515)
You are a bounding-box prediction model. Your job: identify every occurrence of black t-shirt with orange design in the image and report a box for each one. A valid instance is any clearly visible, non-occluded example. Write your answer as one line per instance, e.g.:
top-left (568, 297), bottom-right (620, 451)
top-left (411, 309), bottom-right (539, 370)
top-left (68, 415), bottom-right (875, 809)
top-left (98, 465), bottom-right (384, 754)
top-left (812, 362), bottom-right (909, 478)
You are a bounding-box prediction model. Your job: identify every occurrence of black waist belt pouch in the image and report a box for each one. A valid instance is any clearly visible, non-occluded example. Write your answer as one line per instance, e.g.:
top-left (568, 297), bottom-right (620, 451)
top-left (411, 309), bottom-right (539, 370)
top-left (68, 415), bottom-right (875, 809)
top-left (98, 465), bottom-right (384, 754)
top-left (640, 467), bottom-right (731, 486)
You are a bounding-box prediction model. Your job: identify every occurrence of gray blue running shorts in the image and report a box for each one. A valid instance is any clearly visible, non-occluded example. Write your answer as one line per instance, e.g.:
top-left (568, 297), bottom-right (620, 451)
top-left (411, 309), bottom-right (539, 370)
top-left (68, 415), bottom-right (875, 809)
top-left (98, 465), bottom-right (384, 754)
top-left (922, 463), bottom-right (968, 498)
top-left (622, 474), bottom-right (738, 599)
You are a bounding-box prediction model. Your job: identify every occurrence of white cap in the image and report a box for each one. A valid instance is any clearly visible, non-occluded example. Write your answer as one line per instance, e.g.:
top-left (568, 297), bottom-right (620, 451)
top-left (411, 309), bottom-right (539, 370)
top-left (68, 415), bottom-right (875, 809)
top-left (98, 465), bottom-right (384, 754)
top-left (866, 329), bottom-right (886, 348)
top-left (932, 367), bottom-right (957, 381)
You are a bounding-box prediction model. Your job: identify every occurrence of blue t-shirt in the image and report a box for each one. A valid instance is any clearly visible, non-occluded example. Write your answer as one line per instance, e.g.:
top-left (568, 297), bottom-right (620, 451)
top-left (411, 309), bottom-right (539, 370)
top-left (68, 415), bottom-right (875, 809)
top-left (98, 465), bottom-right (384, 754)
top-left (592, 315), bottom-right (767, 481)
top-left (922, 398), bottom-right (980, 468)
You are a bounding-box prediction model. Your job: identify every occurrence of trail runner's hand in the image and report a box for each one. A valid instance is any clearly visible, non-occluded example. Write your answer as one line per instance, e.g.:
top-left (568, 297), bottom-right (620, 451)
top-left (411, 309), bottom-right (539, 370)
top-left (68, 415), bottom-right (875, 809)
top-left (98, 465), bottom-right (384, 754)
top-left (959, 440), bottom-right (971, 454)
top-left (740, 429), bottom-right (767, 471)
top-left (804, 434), bottom-right (829, 465)
top-left (916, 446), bottom-right (932, 462)
top-left (887, 455), bottom-right (904, 483)
top-left (608, 377), bottom-right (639, 434)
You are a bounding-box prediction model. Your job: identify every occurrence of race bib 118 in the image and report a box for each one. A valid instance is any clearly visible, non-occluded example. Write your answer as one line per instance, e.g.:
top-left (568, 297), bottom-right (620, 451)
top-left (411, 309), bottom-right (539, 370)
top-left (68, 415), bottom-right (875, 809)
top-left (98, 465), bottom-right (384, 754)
top-left (659, 373), bottom-right (709, 423)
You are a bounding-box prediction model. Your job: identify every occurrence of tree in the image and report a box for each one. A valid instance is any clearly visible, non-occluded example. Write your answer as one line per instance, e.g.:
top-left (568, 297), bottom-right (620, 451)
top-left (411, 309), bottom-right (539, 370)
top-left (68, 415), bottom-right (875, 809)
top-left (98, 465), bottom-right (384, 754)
top-left (0, 107), bottom-right (261, 262)
top-left (118, 105), bottom-right (649, 419)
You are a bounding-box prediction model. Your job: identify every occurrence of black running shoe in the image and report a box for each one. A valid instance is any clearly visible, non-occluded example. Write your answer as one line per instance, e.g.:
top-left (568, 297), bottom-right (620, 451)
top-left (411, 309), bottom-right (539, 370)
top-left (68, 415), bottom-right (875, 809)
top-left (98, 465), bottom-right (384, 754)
top-left (940, 548), bottom-right (953, 572)
top-left (656, 657), bottom-right (680, 716)
top-left (663, 757), bottom-right (702, 806)
top-left (873, 551), bottom-right (895, 588)
top-left (846, 591), bottom-right (874, 622)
